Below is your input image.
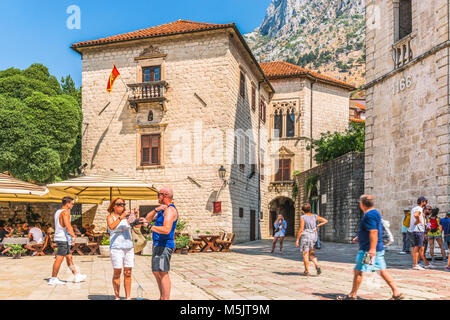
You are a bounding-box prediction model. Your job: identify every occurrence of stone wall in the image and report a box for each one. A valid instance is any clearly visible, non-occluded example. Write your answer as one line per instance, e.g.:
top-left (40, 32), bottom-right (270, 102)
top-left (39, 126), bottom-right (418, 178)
top-left (295, 152), bottom-right (365, 243)
top-left (78, 29), bottom-right (271, 242)
top-left (365, 0), bottom-right (450, 245)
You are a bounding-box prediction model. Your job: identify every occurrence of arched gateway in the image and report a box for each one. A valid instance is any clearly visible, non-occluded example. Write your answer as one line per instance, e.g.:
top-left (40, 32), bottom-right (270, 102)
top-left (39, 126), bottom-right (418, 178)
top-left (269, 197), bottom-right (295, 237)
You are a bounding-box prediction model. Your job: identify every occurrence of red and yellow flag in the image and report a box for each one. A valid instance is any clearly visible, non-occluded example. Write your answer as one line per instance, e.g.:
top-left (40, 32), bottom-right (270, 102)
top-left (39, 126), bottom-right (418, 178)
top-left (106, 65), bottom-right (120, 93)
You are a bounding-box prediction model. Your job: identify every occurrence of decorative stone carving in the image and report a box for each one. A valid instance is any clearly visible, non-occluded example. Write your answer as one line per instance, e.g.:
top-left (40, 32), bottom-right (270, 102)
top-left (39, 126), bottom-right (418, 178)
top-left (135, 45), bottom-right (167, 61)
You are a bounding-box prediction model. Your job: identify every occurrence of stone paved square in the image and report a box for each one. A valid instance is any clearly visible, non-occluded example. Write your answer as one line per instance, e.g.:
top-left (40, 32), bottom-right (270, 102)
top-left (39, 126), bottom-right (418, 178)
top-left (0, 240), bottom-right (448, 300)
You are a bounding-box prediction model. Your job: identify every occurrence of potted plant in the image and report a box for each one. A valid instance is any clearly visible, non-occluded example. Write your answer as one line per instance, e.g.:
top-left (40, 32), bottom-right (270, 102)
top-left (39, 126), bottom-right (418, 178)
top-left (174, 235), bottom-right (190, 254)
top-left (7, 244), bottom-right (27, 259)
top-left (99, 236), bottom-right (110, 257)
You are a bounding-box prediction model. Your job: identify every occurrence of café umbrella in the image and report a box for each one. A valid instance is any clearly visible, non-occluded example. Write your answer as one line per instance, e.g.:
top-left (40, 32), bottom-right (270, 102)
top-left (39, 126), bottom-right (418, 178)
top-left (46, 172), bottom-right (159, 202)
top-left (0, 173), bottom-right (102, 204)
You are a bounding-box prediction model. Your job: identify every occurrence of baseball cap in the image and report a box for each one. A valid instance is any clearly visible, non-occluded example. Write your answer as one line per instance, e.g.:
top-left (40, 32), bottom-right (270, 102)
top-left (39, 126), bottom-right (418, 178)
top-left (417, 196), bottom-right (428, 203)
top-left (403, 208), bottom-right (410, 211)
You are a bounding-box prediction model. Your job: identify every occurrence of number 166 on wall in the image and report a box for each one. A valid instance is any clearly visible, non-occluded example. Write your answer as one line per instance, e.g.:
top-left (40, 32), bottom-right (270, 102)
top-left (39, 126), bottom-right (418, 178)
top-left (393, 76), bottom-right (413, 95)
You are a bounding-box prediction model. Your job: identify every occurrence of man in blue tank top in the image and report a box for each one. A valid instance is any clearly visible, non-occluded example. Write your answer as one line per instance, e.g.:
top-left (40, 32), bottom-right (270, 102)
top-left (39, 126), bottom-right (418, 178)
top-left (140, 187), bottom-right (178, 300)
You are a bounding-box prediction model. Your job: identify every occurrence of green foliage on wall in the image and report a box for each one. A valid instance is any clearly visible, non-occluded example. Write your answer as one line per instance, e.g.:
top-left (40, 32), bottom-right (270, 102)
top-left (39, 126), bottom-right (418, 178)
top-left (307, 122), bottom-right (365, 164)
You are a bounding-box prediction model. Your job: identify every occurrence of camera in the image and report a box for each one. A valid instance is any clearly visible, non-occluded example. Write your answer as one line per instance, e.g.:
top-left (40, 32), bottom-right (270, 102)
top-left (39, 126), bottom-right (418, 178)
top-left (129, 219), bottom-right (142, 228)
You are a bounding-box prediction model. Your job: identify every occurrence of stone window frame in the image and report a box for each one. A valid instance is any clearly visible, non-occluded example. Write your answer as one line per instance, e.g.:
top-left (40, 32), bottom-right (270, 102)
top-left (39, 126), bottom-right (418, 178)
top-left (393, 0), bottom-right (413, 43)
top-left (270, 100), bottom-right (299, 139)
top-left (136, 57), bottom-right (165, 84)
top-left (136, 124), bottom-right (167, 170)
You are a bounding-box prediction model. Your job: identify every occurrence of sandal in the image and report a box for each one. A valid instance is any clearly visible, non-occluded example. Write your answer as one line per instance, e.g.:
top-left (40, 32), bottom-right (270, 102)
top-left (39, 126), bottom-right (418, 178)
top-left (316, 266), bottom-right (322, 275)
top-left (303, 271), bottom-right (309, 276)
top-left (390, 293), bottom-right (404, 300)
top-left (337, 294), bottom-right (357, 300)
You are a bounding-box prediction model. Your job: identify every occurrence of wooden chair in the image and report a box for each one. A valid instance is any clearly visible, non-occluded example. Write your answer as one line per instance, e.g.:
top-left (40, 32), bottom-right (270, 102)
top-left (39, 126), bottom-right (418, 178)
top-left (28, 235), bottom-right (50, 256)
top-left (188, 234), bottom-right (203, 253)
top-left (47, 235), bottom-right (57, 256)
top-left (216, 233), bottom-right (235, 252)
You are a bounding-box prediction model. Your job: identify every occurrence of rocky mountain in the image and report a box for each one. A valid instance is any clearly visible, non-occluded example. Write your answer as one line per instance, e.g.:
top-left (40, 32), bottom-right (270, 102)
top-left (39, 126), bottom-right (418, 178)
top-left (245, 0), bottom-right (366, 87)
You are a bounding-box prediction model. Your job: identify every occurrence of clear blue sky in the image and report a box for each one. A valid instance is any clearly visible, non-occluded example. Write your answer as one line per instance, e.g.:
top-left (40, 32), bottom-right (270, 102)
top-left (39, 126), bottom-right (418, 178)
top-left (0, 0), bottom-right (271, 87)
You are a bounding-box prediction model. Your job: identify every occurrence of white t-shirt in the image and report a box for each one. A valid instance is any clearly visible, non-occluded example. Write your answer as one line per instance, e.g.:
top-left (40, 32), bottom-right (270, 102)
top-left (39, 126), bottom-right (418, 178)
top-left (409, 206), bottom-right (425, 233)
top-left (29, 227), bottom-right (43, 244)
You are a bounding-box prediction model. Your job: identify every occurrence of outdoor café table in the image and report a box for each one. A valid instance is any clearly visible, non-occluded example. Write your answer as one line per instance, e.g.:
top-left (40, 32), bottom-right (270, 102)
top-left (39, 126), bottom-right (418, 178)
top-left (1, 237), bottom-right (29, 246)
top-left (199, 235), bottom-right (221, 252)
top-left (70, 237), bottom-right (89, 255)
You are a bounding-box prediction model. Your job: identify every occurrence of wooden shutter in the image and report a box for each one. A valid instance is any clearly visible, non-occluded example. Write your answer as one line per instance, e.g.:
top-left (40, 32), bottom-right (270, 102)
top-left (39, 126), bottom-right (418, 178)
top-left (141, 134), bottom-right (160, 166)
top-left (260, 149), bottom-right (265, 181)
top-left (282, 159), bottom-right (291, 181)
top-left (150, 135), bottom-right (160, 165)
top-left (240, 72), bottom-right (245, 98)
top-left (251, 87), bottom-right (256, 111)
top-left (275, 159), bottom-right (283, 181)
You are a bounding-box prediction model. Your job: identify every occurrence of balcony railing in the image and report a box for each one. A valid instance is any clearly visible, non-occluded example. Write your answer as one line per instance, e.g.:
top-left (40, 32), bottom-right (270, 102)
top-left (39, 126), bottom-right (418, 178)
top-left (392, 34), bottom-right (415, 69)
top-left (127, 81), bottom-right (167, 109)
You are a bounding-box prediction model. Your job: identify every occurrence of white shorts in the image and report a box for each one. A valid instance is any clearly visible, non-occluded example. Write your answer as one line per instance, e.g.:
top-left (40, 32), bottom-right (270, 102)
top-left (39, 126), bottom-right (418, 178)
top-left (110, 248), bottom-right (134, 269)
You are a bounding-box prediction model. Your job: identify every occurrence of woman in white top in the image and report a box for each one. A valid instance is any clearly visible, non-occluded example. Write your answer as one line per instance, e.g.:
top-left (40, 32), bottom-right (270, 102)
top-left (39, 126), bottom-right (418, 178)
top-left (107, 198), bottom-right (141, 300)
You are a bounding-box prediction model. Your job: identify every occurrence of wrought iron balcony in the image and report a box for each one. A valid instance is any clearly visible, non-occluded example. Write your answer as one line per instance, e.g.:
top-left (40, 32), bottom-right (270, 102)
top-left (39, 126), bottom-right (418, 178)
top-left (127, 81), bottom-right (167, 110)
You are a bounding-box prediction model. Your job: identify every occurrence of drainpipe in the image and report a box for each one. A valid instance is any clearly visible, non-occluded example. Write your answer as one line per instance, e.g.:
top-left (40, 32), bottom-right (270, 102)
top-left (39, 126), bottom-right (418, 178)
top-left (257, 81), bottom-right (262, 240)
top-left (310, 79), bottom-right (317, 169)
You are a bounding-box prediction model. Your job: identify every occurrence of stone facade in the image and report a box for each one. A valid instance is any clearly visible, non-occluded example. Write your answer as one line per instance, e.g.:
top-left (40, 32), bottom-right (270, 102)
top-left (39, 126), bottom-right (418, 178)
top-left (77, 28), bottom-right (272, 243)
top-left (295, 152), bottom-right (365, 243)
top-left (263, 76), bottom-right (352, 238)
top-left (365, 0), bottom-right (450, 244)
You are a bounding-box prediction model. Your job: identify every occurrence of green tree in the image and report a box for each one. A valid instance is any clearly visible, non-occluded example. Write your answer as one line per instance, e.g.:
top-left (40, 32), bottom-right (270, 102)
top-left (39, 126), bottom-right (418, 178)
top-left (307, 122), bottom-right (365, 164)
top-left (0, 64), bottom-right (82, 183)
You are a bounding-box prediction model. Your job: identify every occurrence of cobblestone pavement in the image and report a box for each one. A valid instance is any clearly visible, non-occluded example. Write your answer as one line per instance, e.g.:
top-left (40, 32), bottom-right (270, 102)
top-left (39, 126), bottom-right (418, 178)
top-left (0, 240), bottom-right (448, 300)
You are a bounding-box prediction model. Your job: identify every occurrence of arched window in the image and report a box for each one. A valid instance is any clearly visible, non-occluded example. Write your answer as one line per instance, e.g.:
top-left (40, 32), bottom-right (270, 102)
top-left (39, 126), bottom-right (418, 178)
top-left (286, 109), bottom-right (295, 137)
top-left (274, 109), bottom-right (283, 138)
top-left (148, 110), bottom-right (153, 122)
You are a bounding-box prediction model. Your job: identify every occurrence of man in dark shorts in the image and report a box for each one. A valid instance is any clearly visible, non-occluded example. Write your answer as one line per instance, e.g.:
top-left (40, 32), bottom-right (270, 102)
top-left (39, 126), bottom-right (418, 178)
top-left (140, 187), bottom-right (178, 300)
top-left (409, 197), bottom-right (433, 270)
top-left (49, 197), bottom-right (87, 285)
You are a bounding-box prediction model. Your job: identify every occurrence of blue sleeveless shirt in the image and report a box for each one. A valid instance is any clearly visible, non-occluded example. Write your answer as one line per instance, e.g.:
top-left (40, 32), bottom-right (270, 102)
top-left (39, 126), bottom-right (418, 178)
top-left (152, 204), bottom-right (178, 249)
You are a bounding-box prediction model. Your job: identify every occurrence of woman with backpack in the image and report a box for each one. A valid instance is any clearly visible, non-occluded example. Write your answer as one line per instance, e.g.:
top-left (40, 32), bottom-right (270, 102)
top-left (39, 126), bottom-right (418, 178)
top-left (426, 208), bottom-right (447, 262)
top-left (295, 203), bottom-right (328, 276)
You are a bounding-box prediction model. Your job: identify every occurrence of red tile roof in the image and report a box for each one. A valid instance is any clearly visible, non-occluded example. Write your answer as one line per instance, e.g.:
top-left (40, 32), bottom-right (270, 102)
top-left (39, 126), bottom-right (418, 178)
top-left (72, 20), bottom-right (235, 50)
top-left (260, 61), bottom-right (355, 90)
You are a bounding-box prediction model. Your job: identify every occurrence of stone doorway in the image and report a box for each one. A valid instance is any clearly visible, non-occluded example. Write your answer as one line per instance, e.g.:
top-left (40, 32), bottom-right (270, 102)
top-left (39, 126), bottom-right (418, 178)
top-left (269, 197), bottom-right (295, 237)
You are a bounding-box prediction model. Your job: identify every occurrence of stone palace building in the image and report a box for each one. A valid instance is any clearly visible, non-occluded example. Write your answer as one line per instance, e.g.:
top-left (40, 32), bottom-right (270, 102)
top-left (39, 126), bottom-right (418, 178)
top-left (69, 20), bottom-right (355, 242)
top-left (364, 0), bottom-right (450, 242)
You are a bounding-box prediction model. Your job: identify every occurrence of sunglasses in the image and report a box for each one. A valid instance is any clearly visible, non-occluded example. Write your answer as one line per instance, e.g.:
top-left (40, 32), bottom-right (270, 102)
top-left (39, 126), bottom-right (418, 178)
top-left (115, 203), bottom-right (126, 207)
top-left (158, 193), bottom-right (168, 197)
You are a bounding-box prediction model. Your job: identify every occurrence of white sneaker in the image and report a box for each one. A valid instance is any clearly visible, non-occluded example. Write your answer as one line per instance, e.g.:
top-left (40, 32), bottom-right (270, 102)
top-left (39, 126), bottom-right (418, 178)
top-left (424, 264), bottom-right (436, 269)
top-left (48, 278), bottom-right (66, 285)
top-left (399, 251), bottom-right (407, 255)
top-left (74, 273), bottom-right (87, 283)
top-left (412, 265), bottom-right (425, 270)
